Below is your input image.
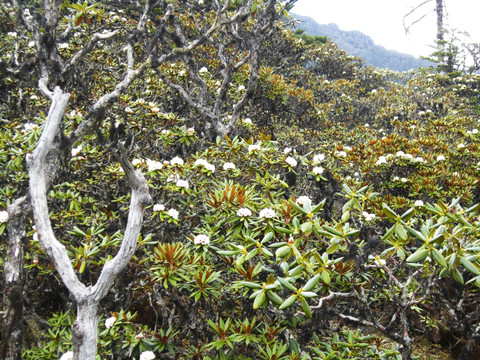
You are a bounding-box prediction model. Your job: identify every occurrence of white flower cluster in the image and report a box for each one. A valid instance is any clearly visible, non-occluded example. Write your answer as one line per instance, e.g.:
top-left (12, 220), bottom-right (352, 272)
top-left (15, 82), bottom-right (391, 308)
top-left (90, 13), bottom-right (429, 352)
top-left (375, 156), bottom-right (387, 166)
top-left (283, 147), bottom-right (293, 154)
top-left (153, 204), bottom-right (165, 212)
top-left (195, 158), bottom-right (215, 172)
top-left (170, 156), bottom-right (184, 166)
top-left (223, 162), bottom-right (236, 171)
top-left (194, 234), bottom-right (210, 245)
top-left (237, 207), bottom-right (252, 217)
top-left (414, 200), bottom-right (424, 207)
top-left (242, 118), bottom-right (252, 125)
top-left (362, 211), bottom-right (376, 222)
top-left (146, 159), bottom-right (163, 172)
top-left (71, 145), bottom-right (82, 157)
top-left (105, 316), bottom-right (116, 329)
top-left (312, 166), bottom-right (324, 175)
top-left (374, 256), bottom-right (386, 267)
top-left (59, 351), bottom-right (73, 360)
top-left (140, 351), bottom-right (156, 360)
top-left (175, 179), bottom-right (189, 189)
top-left (296, 196), bottom-right (311, 206)
top-left (168, 208), bottom-right (179, 219)
top-left (259, 208), bottom-right (276, 219)
top-left (23, 123), bottom-right (39, 132)
top-left (248, 144), bottom-right (261, 152)
top-left (312, 154), bottom-right (325, 164)
top-left (285, 156), bottom-right (297, 167)
top-left (0, 211), bottom-right (9, 223)
top-left (166, 174), bottom-right (179, 183)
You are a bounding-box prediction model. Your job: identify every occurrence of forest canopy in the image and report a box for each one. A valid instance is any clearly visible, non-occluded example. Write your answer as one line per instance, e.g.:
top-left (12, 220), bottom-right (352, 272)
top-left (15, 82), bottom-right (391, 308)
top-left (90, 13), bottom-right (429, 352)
top-left (1, 1), bottom-right (480, 359)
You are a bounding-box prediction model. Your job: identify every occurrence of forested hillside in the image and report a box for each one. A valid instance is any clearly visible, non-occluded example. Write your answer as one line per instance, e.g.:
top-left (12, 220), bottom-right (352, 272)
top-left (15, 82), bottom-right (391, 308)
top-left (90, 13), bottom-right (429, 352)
top-left (1, 1), bottom-right (480, 360)
top-left (292, 14), bottom-right (433, 71)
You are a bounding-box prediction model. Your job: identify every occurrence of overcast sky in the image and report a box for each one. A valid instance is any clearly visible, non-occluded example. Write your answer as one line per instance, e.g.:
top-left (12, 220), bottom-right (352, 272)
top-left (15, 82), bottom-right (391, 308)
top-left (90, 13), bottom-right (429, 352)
top-left (291, 0), bottom-right (480, 58)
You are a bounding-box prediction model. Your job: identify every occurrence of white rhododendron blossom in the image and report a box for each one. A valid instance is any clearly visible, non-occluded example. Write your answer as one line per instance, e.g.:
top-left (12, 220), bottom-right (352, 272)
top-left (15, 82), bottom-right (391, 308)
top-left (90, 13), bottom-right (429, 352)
top-left (436, 155), bottom-right (446, 161)
top-left (313, 154), bottom-right (325, 164)
top-left (199, 67), bottom-right (208, 74)
top-left (223, 162), bottom-right (236, 171)
top-left (283, 147), bottom-right (292, 154)
top-left (105, 317), bottom-right (116, 329)
top-left (375, 156), bottom-right (387, 166)
top-left (176, 179), bottom-right (189, 189)
top-left (243, 118), bottom-right (252, 124)
top-left (248, 144), bottom-right (261, 152)
top-left (166, 174), bottom-right (179, 183)
top-left (168, 209), bottom-right (179, 219)
top-left (374, 257), bottom-right (386, 266)
top-left (170, 156), bottom-right (184, 166)
top-left (187, 127), bottom-right (195, 134)
top-left (336, 151), bottom-right (347, 157)
top-left (195, 159), bottom-right (215, 172)
top-left (24, 123), bottom-right (39, 132)
top-left (194, 234), bottom-right (210, 245)
top-left (259, 208), bottom-right (276, 219)
top-left (153, 204), bottom-right (165, 212)
top-left (146, 159), bottom-right (163, 172)
top-left (0, 211), bottom-right (9, 223)
top-left (237, 208), bottom-right (252, 217)
top-left (362, 212), bottom-right (376, 222)
top-left (132, 158), bottom-right (143, 166)
top-left (296, 196), bottom-right (311, 206)
top-left (71, 145), bottom-right (82, 157)
top-left (285, 156), bottom-right (297, 167)
top-left (312, 166), bottom-right (324, 175)
top-left (401, 178), bottom-right (408, 183)
top-left (139, 351), bottom-right (156, 360)
top-left (59, 351), bottom-right (73, 360)
top-left (395, 151), bottom-right (405, 157)
top-left (457, 143), bottom-right (465, 149)
top-left (414, 200), bottom-right (424, 207)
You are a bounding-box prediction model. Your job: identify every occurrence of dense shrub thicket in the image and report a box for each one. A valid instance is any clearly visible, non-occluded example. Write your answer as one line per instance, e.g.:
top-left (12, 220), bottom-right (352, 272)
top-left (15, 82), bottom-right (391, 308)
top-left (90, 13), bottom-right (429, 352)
top-left (1, 1), bottom-right (480, 359)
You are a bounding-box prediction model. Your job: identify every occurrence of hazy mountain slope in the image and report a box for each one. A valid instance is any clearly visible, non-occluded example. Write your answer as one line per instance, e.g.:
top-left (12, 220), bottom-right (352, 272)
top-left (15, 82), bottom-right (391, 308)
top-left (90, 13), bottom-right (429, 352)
top-left (293, 14), bottom-right (432, 71)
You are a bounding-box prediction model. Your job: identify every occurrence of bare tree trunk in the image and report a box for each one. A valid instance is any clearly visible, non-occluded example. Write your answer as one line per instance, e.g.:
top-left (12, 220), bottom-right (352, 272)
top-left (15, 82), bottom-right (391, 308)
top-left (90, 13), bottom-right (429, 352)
top-left (435, 0), bottom-right (444, 42)
top-left (72, 301), bottom-right (99, 360)
top-left (26, 87), bottom-right (151, 359)
top-left (0, 197), bottom-right (29, 360)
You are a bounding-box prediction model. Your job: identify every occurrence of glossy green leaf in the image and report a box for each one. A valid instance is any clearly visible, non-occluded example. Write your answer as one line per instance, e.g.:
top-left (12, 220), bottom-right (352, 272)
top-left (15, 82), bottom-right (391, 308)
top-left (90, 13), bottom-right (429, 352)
top-left (431, 248), bottom-right (447, 268)
top-left (279, 294), bottom-right (297, 310)
top-left (303, 274), bottom-right (321, 291)
top-left (278, 277), bottom-right (297, 292)
top-left (320, 270), bottom-right (331, 285)
top-left (253, 291), bottom-right (266, 309)
top-left (406, 247), bottom-right (429, 263)
top-left (275, 245), bottom-right (291, 258)
top-left (301, 298), bottom-right (312, 318)
top-left (460, 257), bottom-right (480, 275)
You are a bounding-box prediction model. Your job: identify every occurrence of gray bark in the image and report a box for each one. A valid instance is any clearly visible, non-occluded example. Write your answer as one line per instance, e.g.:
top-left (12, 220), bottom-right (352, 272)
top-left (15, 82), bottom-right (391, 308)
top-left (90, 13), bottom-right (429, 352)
top-left (0, 197), bottom-right (29, 360)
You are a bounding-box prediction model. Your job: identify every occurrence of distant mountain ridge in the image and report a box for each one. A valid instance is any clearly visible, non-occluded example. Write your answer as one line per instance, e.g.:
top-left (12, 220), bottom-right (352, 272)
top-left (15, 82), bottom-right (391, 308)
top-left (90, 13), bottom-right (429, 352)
top-left (292, 14), bottom-right (432, 71)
